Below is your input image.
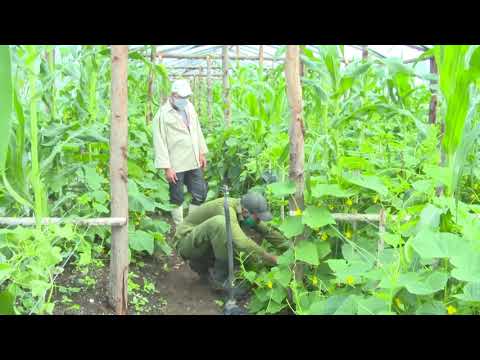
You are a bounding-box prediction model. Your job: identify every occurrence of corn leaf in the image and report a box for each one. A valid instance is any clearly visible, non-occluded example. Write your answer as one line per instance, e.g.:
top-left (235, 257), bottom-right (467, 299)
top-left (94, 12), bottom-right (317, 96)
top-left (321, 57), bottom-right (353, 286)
top-left (0, 46), bottom-right (13, 173)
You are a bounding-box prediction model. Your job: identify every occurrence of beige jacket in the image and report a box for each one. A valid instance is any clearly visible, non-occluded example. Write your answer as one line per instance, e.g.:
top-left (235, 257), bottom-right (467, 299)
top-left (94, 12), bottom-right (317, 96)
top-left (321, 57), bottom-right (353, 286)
top-left (152, 99), bottom-right (208, 173)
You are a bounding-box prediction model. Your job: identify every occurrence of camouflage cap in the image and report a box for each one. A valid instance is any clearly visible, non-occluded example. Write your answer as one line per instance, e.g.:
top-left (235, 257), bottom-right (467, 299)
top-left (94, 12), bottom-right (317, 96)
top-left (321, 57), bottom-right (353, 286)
top-left (240, 192), bottom-right (273, 222)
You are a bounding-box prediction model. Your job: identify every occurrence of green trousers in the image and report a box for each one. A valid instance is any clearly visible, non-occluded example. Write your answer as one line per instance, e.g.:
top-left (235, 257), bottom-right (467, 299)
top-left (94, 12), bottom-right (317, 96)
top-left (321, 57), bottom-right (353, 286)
top-left (176, 215), bottom-right (229, 263)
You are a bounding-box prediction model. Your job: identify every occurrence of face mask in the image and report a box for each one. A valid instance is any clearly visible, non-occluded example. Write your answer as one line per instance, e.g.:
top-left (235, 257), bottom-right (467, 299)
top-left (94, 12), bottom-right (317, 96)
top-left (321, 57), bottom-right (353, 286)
top-left (173, 97), bottom-right (188, 110)
top-left (243, 215), bottom-right (257, 228)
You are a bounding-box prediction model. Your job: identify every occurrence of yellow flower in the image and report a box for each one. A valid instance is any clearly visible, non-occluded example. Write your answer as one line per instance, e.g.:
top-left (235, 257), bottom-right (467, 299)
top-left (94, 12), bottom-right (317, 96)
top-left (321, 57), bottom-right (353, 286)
top-left (447, 305), bottom-right (457, 315)
top-left (345, 230), bottom-right (352, 239)
top-left (294, 208), bottom-right (302, 216)
top-left (345, 275), bottom-right (355, 286)
top-left (267, 280), bottom-right (273, 289)
top-left (328, 204), bottom-right (334, 210)
top-left (321, 232), bottom-right (329, 241)
top-left (346, 199), bottom-right (353, 207)
top-left (311, 275), bottom-right (318, 286)
top-left (395, 298), bottom-right (402, 308)
top-left (373, 195), bottom-right (379, 204)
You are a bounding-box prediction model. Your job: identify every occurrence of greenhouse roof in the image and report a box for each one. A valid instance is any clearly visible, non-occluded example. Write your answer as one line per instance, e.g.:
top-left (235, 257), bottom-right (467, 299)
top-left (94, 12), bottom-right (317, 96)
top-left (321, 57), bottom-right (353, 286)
top-left (129, 45), bottom-right (432, 77)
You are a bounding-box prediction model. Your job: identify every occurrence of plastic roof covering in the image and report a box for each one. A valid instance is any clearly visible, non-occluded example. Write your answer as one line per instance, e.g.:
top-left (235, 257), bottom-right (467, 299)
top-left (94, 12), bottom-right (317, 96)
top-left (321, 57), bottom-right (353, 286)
top-left (129, 45), bottom-right (431, 76)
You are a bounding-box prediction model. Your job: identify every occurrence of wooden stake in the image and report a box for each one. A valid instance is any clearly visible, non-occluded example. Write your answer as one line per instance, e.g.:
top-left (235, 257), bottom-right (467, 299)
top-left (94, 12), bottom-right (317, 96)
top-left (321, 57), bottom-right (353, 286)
top-left (362, 45), bottom-right (369, 60)
top-left (198, 67), bottom-right (203, 119)
top-left (146, 45), bottom-right (156, 123)
top-left (109, 45), bottom-right (129, 315)
top-left (207, 56), bottom-right (212, 124)
top-left (285, 45), bottom-right (305, 283)
top-left (259, 45), bottom-right (264, 69)
top-left (236, 45), bottom-right (240, 70)
top-left (285, 46), bottom-right (305, 213)
top-left (222, 46), bottom-right (231, 126)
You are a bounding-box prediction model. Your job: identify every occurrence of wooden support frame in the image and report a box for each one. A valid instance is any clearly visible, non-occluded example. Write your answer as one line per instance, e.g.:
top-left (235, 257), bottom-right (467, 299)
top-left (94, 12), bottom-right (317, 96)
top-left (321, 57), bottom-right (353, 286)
top-left (222, 46), bottom-right (231, 126)
top-left (159, 52), bottom-right (277, 61)
top-left (207, 56), bottom-right (212, 124)
top-left (0, 217), bottom-right (126, 227)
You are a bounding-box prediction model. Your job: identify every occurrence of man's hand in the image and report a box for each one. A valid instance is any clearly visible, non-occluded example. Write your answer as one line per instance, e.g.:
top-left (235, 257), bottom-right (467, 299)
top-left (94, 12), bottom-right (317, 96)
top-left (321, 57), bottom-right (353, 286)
top-left (164, 168), bottom-right (178, 184)
top-left (199, 153), bottom-right (207, 170)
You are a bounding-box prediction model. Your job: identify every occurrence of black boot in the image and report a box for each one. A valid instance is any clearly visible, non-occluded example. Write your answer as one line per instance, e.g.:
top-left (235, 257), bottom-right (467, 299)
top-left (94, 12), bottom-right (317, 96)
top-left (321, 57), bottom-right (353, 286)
top-left (188, 258), bottom-right (212, 284)
top-left (208, 260), bottom-right (250, 300)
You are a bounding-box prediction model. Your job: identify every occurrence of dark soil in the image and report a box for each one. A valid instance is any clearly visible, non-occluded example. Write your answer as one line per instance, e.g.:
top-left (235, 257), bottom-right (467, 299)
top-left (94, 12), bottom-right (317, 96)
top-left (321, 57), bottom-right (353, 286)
top-left (52, 252), bottom-right (229, 315)
top-left (52, 216), bottom-right (248, 315)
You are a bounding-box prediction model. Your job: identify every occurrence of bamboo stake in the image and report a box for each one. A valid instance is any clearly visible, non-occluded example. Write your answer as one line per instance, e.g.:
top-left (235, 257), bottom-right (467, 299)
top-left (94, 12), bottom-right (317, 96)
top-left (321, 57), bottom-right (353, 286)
top-left (222, 46), bottom-right (231, 126)
top-left (0, 217), bottom-right (127, 227)
top-left (207, 56), bottom-right (212, 124)
top-left (109, 45), bottom-right (129, 315)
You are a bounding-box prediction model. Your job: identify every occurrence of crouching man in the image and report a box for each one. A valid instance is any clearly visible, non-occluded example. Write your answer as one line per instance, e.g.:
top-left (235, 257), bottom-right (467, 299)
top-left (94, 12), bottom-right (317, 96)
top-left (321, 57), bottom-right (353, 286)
top-left (174, 191), bottom-right (288, 298)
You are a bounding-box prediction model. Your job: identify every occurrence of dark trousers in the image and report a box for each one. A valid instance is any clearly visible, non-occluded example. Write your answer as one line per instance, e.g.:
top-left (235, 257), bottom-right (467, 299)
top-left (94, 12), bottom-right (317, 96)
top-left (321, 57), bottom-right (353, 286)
top-left (169, 168), bottom-right (208, 206)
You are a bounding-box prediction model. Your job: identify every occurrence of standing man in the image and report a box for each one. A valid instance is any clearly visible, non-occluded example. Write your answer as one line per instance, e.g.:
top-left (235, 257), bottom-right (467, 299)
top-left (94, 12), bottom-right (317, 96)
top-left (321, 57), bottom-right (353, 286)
top-left (152, 79), bottom-right (208, 225)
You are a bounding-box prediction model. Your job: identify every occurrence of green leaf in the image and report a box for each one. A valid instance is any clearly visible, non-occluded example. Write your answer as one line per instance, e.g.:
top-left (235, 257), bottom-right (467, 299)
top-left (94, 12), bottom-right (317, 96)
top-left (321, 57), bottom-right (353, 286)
top-left (355, 296), bottom-right (390, 315)
top-left (155, 237), bottom-right (173, 256)
top-left (84, 166), bottom-right (106, 190)
top-left (270, 286), bottom-right (287, 304)
top-left (268, 181), bottom-right (296, 197)
top-left (0, 45), bottom-right (12, 174)
top-left (278, 216), bottom-right (304, 238)
top-left (316, 241), bottom-right (331, 259)
top-left (302, 206), bottom-right (335, 229)
top-left (417, 204), bottom-right (444, 231)
top-left (295, 241), bottom-right (319, 265)
top-left (342, 173), bottom-right (389, 197)
top-left (277, 248), bottom-right (295, 266)
top-left (30, 280), bottom-right (51, 298)
top-left (272, 267), bottom-right (292, 288)
top-left (311, 184), bottom-right (356, 198)
top-left (0, 290), bottom-right (15, 315)
top-left (129, 230), bottom-right (154, 255)
top-left (423, 165), bottom-right (452, 191)
top-left (411, 229), bottom-right (469, 260)
top-left (0, 263), bottom-right (12, 283)
top-left (450, 252), bottom-right (480, 283)
top-left (141, 218), bottom-right (171, 234)
top-left (454, 282), bottom-right (480, 302)
top-left (415, 301), bottom-right (447, 315)
top-left (398, 271), bottom-right (448, 296)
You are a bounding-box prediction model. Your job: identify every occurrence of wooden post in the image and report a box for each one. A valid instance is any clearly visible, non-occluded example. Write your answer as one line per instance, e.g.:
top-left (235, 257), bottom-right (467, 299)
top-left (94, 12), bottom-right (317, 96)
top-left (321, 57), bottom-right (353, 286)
top-left (146, 45), bottom-right (156, 123)
top-left (207, 56), bottom-right (212, 124)
top-left (236, 45), bottom-right (240, 70)
top-left (285, 45), bottom-right (305, 283)
top-left (192, 75), bottom-right (197, 111)
top-left (259, 45), bottom-right (264, 69)
top-left (109, 45), bottom-right (129, 315)
top-left (362, 45), bottom-right (368, 60)
top-left (222, 46), bottom-right (231, 126)
top-left (198, 67), bottom-right (203, 119)
top-left (285, 46), bottom-right (305, 213)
